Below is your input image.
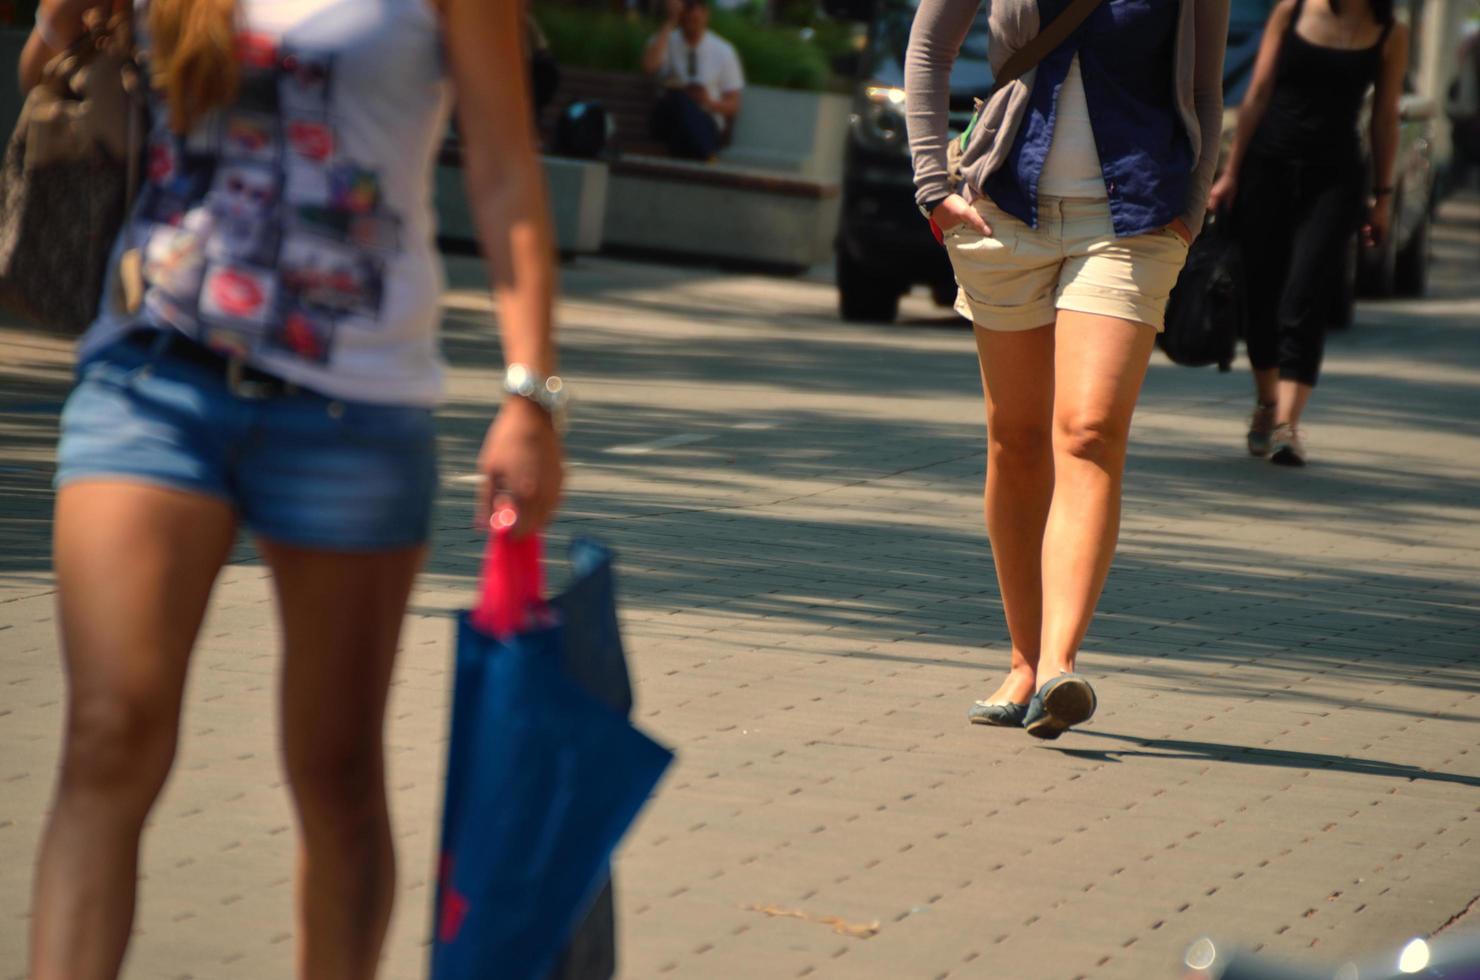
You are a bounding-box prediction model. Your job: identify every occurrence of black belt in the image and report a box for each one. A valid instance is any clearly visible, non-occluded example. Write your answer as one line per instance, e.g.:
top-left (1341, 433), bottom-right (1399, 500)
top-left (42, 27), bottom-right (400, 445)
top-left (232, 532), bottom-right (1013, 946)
top-left (124, 330), bottom-right (299, 399)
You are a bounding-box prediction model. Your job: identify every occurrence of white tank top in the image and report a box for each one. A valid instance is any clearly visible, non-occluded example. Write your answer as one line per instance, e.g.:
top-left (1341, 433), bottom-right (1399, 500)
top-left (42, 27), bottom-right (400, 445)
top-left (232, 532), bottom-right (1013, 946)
top-left (1039, 56), bottom-right (1108, 200)
top-left (81, 0), bottom-right (453, 406)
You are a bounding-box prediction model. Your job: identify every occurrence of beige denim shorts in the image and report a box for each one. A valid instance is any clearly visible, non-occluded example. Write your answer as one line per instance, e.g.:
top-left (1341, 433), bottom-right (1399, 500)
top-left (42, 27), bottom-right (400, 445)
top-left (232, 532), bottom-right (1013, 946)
top-left (943, 195), bottom-right (1190, 332)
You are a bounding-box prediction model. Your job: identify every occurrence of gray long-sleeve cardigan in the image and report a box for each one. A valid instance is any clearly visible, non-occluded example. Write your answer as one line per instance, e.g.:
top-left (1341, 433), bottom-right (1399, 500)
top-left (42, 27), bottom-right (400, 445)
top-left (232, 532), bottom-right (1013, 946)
top-left (905, 0), bottom-right (1231, 232)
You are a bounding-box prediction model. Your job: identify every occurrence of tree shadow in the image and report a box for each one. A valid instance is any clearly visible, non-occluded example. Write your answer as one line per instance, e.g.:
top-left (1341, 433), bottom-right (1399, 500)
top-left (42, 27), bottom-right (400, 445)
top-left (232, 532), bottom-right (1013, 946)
top-left (2, 199), bottom-right (1478, 734)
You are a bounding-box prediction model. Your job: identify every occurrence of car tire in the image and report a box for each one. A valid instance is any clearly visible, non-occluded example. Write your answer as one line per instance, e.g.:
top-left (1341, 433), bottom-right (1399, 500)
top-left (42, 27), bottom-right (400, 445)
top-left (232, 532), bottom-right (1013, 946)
top-left (1393, 210), bottom-right (1429, 297)
top-left (837, 249), bottom-right (902, 322)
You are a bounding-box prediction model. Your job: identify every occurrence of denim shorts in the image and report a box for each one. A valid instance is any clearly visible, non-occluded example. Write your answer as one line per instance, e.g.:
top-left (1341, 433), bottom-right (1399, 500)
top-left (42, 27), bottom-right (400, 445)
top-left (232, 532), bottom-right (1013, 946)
top-left (56, 333), bottom-right (438, 552)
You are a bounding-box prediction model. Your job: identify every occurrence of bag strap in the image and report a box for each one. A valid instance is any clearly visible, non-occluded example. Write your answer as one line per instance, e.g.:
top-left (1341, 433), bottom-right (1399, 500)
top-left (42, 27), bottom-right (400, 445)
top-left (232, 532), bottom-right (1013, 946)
top-left (988, 0), bottom-right (1107, 97)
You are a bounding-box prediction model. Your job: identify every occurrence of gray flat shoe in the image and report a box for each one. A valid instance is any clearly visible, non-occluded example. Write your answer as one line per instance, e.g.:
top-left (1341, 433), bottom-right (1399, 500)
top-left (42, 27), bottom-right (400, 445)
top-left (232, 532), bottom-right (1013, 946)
top-left (967, 700), bottom-right (1029, 728)
top-left (1023, 674), bottom-right (1097, 740)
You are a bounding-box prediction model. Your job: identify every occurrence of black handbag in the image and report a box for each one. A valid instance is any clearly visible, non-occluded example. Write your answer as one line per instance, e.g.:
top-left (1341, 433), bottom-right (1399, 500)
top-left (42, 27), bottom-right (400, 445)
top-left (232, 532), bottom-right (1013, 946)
top-left (1159, 215), bottom-right (1244, 372)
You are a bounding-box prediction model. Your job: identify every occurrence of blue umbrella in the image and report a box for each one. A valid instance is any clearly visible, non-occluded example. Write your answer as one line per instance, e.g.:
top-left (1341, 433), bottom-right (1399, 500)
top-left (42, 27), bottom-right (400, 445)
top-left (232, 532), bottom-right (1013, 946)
top-left (432, 527), bottom-right (673, 980)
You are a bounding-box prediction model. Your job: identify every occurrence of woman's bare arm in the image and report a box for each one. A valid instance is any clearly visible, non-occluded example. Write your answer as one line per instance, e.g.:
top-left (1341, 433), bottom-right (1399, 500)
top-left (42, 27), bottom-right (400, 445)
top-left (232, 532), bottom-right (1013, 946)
top-left (1369, 22), bottom-right (1409, 198)
top-left (442, 0), bottom-right (564, 533)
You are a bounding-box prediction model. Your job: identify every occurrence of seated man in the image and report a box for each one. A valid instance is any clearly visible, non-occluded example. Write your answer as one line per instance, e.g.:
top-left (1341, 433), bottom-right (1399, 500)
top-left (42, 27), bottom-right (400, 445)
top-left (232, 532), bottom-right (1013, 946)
top-left (641, 0), bottom-right (744, 160)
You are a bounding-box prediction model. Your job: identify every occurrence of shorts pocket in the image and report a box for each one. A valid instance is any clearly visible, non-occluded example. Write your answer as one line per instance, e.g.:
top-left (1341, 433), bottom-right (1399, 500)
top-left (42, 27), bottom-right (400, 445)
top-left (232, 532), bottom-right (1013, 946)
top-left (945, 225), bottom-right (1015, 263)
top-left (75, 340), bottom-right (154, 390)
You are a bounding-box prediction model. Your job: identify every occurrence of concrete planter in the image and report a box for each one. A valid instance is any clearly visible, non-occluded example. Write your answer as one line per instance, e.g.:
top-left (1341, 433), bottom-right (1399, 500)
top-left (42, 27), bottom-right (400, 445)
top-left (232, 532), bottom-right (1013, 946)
top-left (720, 84), bottom-right (851, 182)
top-left (604, 159), bottom-right (838, 270)
top-left (602, 84), bottom-right (848, 269)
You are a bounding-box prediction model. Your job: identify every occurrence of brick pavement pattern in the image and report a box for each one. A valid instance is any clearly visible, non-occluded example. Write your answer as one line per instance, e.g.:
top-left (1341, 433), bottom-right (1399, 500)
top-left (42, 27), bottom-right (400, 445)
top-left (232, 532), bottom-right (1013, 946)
top-left (1, 199), bottom-right (1478, 979)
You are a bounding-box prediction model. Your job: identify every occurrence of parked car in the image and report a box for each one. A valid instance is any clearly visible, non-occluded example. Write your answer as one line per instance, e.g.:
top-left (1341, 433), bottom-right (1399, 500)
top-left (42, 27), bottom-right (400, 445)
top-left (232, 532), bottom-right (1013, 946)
top-left (831, 0), bottom-right (989, 322)
top-left (829, 0), bottom-right (1436, 324)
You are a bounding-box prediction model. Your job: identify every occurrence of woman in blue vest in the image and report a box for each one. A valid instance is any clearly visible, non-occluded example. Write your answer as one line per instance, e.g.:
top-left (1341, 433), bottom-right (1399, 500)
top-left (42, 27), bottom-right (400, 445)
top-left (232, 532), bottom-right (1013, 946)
top-left (905, 0), bottom-right (1228, 738)
top-left (1211, 0), bottom-right (1407, 466)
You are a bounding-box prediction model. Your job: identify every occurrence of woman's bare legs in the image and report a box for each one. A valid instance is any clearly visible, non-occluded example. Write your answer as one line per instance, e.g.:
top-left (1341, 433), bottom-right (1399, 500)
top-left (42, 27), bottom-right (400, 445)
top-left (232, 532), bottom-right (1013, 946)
top-left (1275, 378), bottom-right (1313, 428)
top-left (1253, 366), bottom-right (1278, 407)
top-left (1036, 311), bottom-right (1157, 680)
top-left (258, 540), bottom-right (426, 980)
top-left (973, 322), bottom-right (1056, 704)
top-left (31, 483), bottom-right (237, 980)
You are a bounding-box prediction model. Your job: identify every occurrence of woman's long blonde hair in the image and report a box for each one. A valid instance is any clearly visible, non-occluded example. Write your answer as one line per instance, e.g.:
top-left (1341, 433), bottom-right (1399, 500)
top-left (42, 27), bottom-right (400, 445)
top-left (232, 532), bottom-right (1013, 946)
top-left (148, 0), bottom-right (240, 133)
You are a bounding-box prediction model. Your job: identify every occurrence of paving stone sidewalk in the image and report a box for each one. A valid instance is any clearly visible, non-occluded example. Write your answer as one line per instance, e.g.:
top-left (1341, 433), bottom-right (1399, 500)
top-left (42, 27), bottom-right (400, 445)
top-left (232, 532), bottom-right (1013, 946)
top-left (2, 198), bottom-right (1478, 979)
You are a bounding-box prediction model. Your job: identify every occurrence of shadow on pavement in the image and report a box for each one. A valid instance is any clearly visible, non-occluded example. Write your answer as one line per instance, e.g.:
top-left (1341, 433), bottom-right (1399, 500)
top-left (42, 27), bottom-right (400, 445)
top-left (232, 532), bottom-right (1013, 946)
top-left (1055, 731), bottom-right (1480, 788)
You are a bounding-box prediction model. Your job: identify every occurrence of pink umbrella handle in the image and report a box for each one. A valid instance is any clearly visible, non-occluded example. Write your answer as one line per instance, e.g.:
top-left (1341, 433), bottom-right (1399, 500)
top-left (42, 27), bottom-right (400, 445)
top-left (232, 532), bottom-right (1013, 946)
top-left (471, 508), bottom-right (546, 636)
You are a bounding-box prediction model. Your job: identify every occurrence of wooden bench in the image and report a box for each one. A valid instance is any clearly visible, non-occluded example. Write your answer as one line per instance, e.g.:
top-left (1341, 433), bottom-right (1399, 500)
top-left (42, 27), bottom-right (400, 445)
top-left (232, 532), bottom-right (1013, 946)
top-left (538, 67), bottom-right (670, 159)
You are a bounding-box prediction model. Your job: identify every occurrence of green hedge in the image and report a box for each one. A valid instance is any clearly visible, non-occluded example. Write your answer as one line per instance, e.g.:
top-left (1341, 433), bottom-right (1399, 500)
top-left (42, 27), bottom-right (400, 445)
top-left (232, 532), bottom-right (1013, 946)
top-left (535, 5), bottom-right (835, 93)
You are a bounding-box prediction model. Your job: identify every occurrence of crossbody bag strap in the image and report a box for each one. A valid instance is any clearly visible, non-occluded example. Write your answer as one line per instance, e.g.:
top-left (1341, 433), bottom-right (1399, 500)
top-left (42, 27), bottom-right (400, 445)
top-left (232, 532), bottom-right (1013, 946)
top-left (988, 0), bottom-right (1107, 97)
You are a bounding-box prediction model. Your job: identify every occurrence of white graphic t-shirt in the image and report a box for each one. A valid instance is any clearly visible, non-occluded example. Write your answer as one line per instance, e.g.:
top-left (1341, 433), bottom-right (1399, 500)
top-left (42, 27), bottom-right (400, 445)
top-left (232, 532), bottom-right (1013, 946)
top-left (81, 0), bottom-right (453, 406)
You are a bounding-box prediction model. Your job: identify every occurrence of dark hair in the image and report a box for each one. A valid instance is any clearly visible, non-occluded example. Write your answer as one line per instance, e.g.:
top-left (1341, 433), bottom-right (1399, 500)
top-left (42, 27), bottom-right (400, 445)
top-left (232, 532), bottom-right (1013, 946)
top-left (1329, 0), bottom-right (1395, 26)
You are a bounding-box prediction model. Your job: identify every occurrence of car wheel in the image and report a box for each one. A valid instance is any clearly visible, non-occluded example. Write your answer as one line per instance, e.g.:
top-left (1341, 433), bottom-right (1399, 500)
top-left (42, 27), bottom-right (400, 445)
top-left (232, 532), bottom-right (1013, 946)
top-left (1393, 210), bottom-right (1429, 297)
top-left (837, 249), bottom-right (902, 322)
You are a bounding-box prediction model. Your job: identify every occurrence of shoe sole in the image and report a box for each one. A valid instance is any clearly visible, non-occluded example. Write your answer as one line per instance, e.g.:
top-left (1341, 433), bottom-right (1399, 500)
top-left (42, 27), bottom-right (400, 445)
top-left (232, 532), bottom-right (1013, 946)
top-left (1270, 447), bottom-right (1306, 467)
top-left (1025, 678), bottom-right (1097, 741)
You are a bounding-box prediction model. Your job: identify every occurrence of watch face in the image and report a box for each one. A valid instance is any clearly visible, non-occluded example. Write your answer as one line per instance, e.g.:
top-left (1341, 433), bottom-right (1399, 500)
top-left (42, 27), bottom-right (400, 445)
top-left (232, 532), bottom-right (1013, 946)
top-left (506, 364), bottom-right (532, 393)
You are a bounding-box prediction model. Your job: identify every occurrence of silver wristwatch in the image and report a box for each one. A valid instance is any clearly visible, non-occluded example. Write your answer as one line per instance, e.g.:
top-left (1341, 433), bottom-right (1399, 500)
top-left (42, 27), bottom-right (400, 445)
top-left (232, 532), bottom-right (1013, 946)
top-left (503, 363), bottom-right (569, 431)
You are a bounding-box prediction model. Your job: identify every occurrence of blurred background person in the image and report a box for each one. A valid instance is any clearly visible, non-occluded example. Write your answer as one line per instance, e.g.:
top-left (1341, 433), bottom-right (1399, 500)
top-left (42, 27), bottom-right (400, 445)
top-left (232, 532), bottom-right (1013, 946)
top-left (22, 0), bottom-right (563, 977)
top-left (1210, 0), bottom-right (1408, 466)
top-left (642, 0), bottom-right (745, 159)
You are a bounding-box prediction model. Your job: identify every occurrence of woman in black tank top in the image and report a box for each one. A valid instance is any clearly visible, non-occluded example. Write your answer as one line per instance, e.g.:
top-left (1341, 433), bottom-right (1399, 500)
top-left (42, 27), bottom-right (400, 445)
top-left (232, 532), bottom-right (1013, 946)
top-left (1208, 0), bottom-right (1408, 466)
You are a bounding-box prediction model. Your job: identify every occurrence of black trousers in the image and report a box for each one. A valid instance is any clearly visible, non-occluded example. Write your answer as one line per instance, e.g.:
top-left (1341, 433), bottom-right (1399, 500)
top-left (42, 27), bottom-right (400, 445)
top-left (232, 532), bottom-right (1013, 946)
top-left (650, 89), bottom-right (721, 160)
top-left (1233, 152), bottom-right (1362, 387)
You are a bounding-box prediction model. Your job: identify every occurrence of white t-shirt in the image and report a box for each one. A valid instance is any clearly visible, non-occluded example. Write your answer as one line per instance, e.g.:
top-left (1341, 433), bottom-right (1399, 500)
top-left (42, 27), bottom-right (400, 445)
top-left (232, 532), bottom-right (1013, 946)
top-left (1040, 56), bottom-right (1108, 200)
top-left (81, 0), bottom-right (453, 407)
top-left (656, 29), bottom-right (745, 128)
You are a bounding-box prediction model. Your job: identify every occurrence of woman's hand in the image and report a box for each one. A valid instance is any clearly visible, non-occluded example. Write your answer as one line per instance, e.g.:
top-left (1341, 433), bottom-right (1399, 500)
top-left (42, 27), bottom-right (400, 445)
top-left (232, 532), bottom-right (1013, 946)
top-left (1363, 196), bottom-right (1393, 249)
top-left (1207, 171), bottom-right (1238, 216)
top-left (477, 397), bottom-right (564, 538)
top-left (931, 194), bottom-right (992, 236)
top-left (20, 0), bottom-right (112, 90)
